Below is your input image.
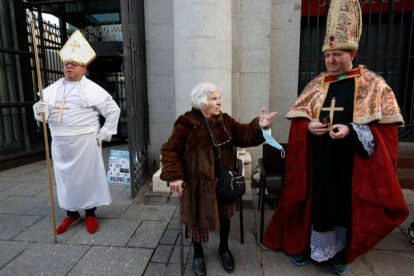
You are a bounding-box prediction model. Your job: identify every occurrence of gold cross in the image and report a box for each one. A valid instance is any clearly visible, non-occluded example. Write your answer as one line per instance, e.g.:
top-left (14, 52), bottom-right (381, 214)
top-left (321, 97), bottom-right (343, 126)
top-left (55, 100), bottom-right (69, 122)
top-left (70, 40), bottom-right (80, 52)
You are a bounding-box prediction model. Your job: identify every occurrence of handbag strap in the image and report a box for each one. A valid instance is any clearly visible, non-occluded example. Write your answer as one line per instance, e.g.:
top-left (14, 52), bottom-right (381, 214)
top-left (201, 117), bottom-right (239, 175)
top-left (202, 118), bottom-right (220, 181)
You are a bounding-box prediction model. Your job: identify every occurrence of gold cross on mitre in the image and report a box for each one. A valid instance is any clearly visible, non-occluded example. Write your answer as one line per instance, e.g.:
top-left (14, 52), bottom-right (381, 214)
top-left (321, 97), bottom-right (343, 126)
top-left (59, 30), bottom-right (97, 66)
top-left (55, 100), bottom-right (69, 122)
top-left (70, 40), bottom-right (80, 52)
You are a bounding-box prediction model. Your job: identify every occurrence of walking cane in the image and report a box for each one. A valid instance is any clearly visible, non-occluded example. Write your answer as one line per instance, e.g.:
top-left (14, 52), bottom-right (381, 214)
top-left (179, 192), bottom-right (185, 276)
top-left (166, 183), bottom-right (186, 276)
top-left (29, 11), bottom-right (57, 243)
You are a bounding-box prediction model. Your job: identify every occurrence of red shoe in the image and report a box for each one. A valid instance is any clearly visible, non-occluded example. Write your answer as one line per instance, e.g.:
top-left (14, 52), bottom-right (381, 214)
top-left (85, 216), bottom-right (99, 234)
top-left (56, 215), bottom-right (81, 234)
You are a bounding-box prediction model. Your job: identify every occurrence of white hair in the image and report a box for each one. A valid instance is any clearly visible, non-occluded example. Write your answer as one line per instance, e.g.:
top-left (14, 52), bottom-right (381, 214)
top-left (190, 82), bottom-right (222, 110)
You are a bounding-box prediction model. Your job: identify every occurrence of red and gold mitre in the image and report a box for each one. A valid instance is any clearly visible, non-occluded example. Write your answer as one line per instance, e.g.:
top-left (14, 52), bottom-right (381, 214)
top-left (322, 0), bottom-right (362, 52)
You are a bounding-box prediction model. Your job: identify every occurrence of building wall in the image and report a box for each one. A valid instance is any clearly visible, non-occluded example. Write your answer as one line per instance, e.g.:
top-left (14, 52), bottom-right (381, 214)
top-left (270, 0), bottom-right (302, 143)
top-left (145, 0), bottom-right (302, 171)
top-left (144, 0), bottom-right (176, 169)
top-left (174, 0), bottom-right (232, 117)
top-left (232, 0), bottom-right (273, 167)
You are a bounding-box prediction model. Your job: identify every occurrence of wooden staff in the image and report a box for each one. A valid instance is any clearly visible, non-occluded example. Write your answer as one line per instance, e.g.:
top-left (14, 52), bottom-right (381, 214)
top-left (29, 11), bottom-right (57, 243)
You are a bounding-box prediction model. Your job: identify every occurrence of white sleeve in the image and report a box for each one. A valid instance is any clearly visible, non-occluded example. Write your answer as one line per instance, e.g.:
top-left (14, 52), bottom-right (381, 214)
top-left (94, 97), bottom-right (121, 141)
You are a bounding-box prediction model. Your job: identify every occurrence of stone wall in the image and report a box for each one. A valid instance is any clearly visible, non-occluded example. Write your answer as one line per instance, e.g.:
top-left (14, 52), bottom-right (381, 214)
top-left (145, 0), bottom-right (302, 173)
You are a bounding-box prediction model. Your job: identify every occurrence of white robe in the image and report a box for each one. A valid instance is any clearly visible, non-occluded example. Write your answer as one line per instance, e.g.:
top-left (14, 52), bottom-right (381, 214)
top-left (36, 76), bottom-right (120, 211)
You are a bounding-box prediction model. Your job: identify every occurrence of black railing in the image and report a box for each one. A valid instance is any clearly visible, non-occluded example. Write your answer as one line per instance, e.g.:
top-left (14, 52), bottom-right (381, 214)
top-left (0, 1), bottom-right (55, 169)
top-left (1, 2), bottom-right (130, 170)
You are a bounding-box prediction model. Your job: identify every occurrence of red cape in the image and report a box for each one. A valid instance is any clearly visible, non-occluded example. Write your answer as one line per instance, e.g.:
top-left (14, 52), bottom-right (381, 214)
top-left (262, 118), bottom-right (408, 263)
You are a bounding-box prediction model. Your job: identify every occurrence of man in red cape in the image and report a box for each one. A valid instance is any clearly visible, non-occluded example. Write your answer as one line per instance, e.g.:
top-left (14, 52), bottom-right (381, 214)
top-left (263, 0), bottom-right (408, 274)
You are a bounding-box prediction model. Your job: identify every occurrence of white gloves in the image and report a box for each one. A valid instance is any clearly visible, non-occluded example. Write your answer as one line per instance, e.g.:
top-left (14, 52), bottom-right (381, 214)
top-left (33, 101), bottom-right (49, 122)
top-left (96, 129), bottom-right (112, 146)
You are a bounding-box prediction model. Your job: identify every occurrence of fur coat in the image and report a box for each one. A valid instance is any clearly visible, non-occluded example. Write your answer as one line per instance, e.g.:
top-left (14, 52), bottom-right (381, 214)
top-left (160, 108), bottom-right (264, 231)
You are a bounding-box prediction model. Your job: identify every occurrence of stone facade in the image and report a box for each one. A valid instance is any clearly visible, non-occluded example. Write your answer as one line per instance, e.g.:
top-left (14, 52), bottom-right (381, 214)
top-left (145, 0), bottom-right (301, 173)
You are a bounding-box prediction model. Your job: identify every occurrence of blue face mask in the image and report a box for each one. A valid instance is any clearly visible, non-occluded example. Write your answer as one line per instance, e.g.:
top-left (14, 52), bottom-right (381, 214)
top-left (262, 128), bottom-right (285, 158)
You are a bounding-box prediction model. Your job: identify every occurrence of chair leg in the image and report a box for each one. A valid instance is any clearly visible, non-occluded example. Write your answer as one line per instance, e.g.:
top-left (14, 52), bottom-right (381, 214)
top-left (239, 196), bottom-right (244, 244)
top-left (258, 179), bottom-right (263, 210)
top-left (260, 181), bottom-right (266, 243)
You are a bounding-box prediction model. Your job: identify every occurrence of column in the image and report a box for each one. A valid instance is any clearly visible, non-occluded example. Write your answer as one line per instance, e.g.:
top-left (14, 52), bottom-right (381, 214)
top-left (174, 0), bottom-right (232, 116)
top-left (269, 0), bottom-right (302, 142)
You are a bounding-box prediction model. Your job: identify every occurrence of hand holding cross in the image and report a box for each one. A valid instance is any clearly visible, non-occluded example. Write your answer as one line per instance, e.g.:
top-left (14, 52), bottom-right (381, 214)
top-left (321, 97), bottom-right (343, 127)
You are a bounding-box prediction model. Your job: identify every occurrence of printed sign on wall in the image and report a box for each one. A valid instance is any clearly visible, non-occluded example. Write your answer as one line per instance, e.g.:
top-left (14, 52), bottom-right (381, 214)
top-left (107, 150), bottom-right (130, 185)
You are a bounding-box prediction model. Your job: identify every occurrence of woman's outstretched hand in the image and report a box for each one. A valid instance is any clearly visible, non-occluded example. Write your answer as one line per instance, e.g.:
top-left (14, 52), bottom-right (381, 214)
top-left (259, 107), bottom-right (277, 128)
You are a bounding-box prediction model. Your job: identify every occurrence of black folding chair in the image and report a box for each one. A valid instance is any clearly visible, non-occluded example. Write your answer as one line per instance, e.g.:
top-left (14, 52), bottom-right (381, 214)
top-left (258, 143), bottom-right (286, 243)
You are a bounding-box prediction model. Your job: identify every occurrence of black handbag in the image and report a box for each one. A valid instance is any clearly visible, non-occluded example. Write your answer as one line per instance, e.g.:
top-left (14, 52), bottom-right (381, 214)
top-left (215, 158), bottom-right (246, 201)
top-left (202, 118), bottom-right (246, 201)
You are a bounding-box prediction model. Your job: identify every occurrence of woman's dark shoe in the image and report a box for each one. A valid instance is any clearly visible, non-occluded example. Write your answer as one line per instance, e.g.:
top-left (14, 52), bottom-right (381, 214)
top-left (192, 257), bottom-right (206, 276)
top-left (219, 250), bottom-right (235, 273)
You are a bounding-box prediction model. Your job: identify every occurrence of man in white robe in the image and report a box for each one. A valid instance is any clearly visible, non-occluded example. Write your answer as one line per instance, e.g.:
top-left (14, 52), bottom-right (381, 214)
top-left (33, 30), bottom-right (120, 234)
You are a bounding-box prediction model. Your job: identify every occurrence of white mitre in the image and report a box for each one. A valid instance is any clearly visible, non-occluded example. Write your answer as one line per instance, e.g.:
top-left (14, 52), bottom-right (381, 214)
top-left (59, 30), bottom-right (96, 66)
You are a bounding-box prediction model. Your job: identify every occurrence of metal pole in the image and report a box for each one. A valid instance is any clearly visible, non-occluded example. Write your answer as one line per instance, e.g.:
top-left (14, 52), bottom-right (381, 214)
top-left (29, 10), bottom-right (57, 243)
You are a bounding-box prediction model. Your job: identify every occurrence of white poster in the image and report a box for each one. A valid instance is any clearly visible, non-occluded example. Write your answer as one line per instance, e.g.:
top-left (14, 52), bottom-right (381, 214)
top-left (106, 150), bottom-right (130, 185)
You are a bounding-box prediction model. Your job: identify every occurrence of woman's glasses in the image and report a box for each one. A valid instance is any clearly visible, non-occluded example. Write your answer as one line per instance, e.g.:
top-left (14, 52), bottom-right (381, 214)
top-left (211, 125), bottom-right (232, 147)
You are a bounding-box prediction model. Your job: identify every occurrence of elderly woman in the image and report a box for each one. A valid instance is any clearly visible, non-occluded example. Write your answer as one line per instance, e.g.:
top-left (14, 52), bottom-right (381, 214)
top-left (160, 82), bottom-right (276, 275)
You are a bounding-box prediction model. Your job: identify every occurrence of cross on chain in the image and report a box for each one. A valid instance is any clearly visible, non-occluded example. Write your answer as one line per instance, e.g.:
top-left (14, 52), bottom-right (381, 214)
top-left (55, 100), bottom-right (69, 122)
top-left (70, 40), bottom-right (80, 52)
top-left (321, 97), bottom-right (343, 126)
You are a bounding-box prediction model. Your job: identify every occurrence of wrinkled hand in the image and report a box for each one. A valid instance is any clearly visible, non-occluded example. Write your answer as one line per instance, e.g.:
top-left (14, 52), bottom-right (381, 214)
top-left (169, 179), bottom-right (184, 196)
top-left (329, 124), bottom-right (349, 139)
top-left (259, 107), bottom-right (277, 129)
